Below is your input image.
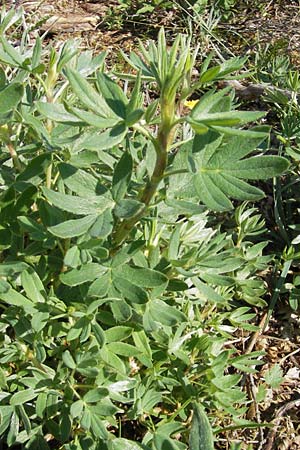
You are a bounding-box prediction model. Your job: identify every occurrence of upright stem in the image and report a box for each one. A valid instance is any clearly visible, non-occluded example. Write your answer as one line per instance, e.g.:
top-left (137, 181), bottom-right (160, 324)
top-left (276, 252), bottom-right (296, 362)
top-left (45, 97), bottom-right (54, 189)
top-left (112, 97), bottom-right (176, 247)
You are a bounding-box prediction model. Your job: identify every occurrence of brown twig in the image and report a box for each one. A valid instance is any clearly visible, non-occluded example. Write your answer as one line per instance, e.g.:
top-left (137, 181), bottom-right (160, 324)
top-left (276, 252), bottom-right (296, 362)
top-left (245, 312), bottom-right (268, 355)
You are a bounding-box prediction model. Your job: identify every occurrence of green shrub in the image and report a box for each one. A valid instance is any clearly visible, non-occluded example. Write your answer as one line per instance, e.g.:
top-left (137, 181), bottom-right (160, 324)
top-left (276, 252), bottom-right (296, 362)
top-left (0, 8), bottom-right (289, 450)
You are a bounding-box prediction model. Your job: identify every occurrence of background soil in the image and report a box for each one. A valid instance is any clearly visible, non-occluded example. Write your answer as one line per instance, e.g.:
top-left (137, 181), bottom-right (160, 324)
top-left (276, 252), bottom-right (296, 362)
top-left (5, 1), bottom-right (300, 64)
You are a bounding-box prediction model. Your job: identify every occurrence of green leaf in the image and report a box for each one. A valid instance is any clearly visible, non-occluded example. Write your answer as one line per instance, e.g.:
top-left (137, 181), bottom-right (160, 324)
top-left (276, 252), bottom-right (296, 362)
top-left (189, 403), bottom-right (214, 450)
top-left (81, 408), bottom-right (92, 431)
top-left (6, 410), bottom-right (19, 447)
top-left (60, 263), bottom-right (107, 286)
top-left (10, 389), bottom-right (38, 406)
top-left (0, 36), bottom-right (24, 66)
top-left (125, 108), bottom-right (144, 126)
top-left (0, 406), bottom-right (13, 435)
top-left (110, 298), bottom-right (132, 322)
top-left (114, 277), bottom-right (149, 304)
top-left (83, 388), bottom-right (109, 403)
top-left (97, 72), bottom-right (128, 119)
top-left (231, 351), bottom-right (265, 373)
top-left (199, 65), bottom-right (221, 83)
top-left (153, 433), bottom-right (182, 450)
top-left (92, 322), bottom-right (106, 347)
top-left (110, 438), bottom-right (149, 450)
top-left (0, 367), bottom-right (7, 388)
top-left (115, 266), bottom-right (168, 288)
top-left (106, 342), bottom-right (141, 357)
top-left (89, 209), bottom-right (114, 239)
top-left (77, 124), bottom-right (128, 151)
top-left (67, 316), bottom-right (90, 341)
top-left (112, 151), bottom-right (133, 202)
top-left (211, 125), bottom-right (270, 138)
top-left (190, 88), bottom-right (231, 118)
top-left (36, 392), bottom-right (48, 418)
top-left (64, 245), bottom-right (81, 268)
top-left (224, 156), bottom-right (289, 180)
top-left (68, 105), bottom-right (119, 128)
top-left (17, 153), bottom-right (52, 184)
top-left (62, 350), bottom-right (76, 369)
top-left (89, 412), bottom-right (109, 439)
top-left (36, 101), bottom-right (84, 124)
top-left (31, 36), bottom-right (42, 69)
top-left (16, 404), bottom-right (31, 434)
top-left (0, 289), bottom-right (35, 313)
top-left (127, 70), bottom-right (142, 113)
top-left (193, 173), bottom-right (233, 211)
top-left (212, 374), bottom-right (241, 390)
top-left (42, 187), bottom-right (114, 216)
top-left (0, 261), bottom-right (28, 276)
top-left (132, 330), bottom-right (152, 362)
top-left (88, 270), bottom-right (111, 297)
top-left (18, 216), bottom-right (48, 241)
top-left (60, 410), bottom-right (72, 442)
top-left (148, 299), bottom-right (186, 326)
top-left (114, 199), bottom-right (144, 219)
top-left (70, 400), bottom-right (84, 419)
top-left (192, 278), bottom-right (227, 304)
top-left (188, 110), bottom-right (265, 130)
top-left (0, 82), bottom-right (23, 113)
top-left (185, 131), bottom-right (290, 211)
top-left (90, 399), bottom-right (121, 416)
top-left (48, 215), bottom-right (97, 238)
top-left (105, 326), bottom-right (132, 342)
top-left (264, 364), bottom-right (283, 389)
top-left (0, 279), bottom-right (11, 294)
top-left (21, 268), bottom-right (45, 303)
top-left (64, 67), bottom-right (114, 118)
top-left (0, 9), bottom-right (23, 34)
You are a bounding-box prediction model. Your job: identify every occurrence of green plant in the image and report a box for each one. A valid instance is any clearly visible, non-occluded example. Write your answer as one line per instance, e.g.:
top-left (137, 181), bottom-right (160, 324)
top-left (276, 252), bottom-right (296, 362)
top-left (261, 69), bottom-right (300, 314)
top-left (0, 9), bottom-right (289, 450)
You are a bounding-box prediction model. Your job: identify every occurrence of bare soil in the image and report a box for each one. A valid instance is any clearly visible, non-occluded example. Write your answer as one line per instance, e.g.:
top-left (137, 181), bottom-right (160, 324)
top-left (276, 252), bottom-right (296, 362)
top-left (5, 1), bottom-right (300, 63)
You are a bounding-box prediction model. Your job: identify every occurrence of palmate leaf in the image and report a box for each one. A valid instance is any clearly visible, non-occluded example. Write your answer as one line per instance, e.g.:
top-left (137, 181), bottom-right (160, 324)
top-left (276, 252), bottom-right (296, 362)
top-left (171, 130), bottom-right (289, 211)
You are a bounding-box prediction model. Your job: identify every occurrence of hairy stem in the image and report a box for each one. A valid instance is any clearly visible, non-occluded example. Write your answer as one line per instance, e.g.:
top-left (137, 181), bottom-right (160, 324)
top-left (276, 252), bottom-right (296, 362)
top-left (112, 98), bottom-right (176, 247)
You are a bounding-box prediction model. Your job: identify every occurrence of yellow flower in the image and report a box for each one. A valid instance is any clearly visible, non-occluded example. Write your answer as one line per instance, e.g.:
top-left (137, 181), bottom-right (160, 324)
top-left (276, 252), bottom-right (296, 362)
top-left (184, 99), bottom-right (199, 109)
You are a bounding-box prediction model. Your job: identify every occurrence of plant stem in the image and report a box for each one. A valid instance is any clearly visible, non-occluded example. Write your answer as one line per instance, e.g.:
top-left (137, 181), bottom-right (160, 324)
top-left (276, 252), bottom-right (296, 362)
top-left (45, 101), bottom-right (53, 188)
top-left (112, 147), bottom-right (167, 247)
top-left (112, 99), bottom-right (175, 247)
